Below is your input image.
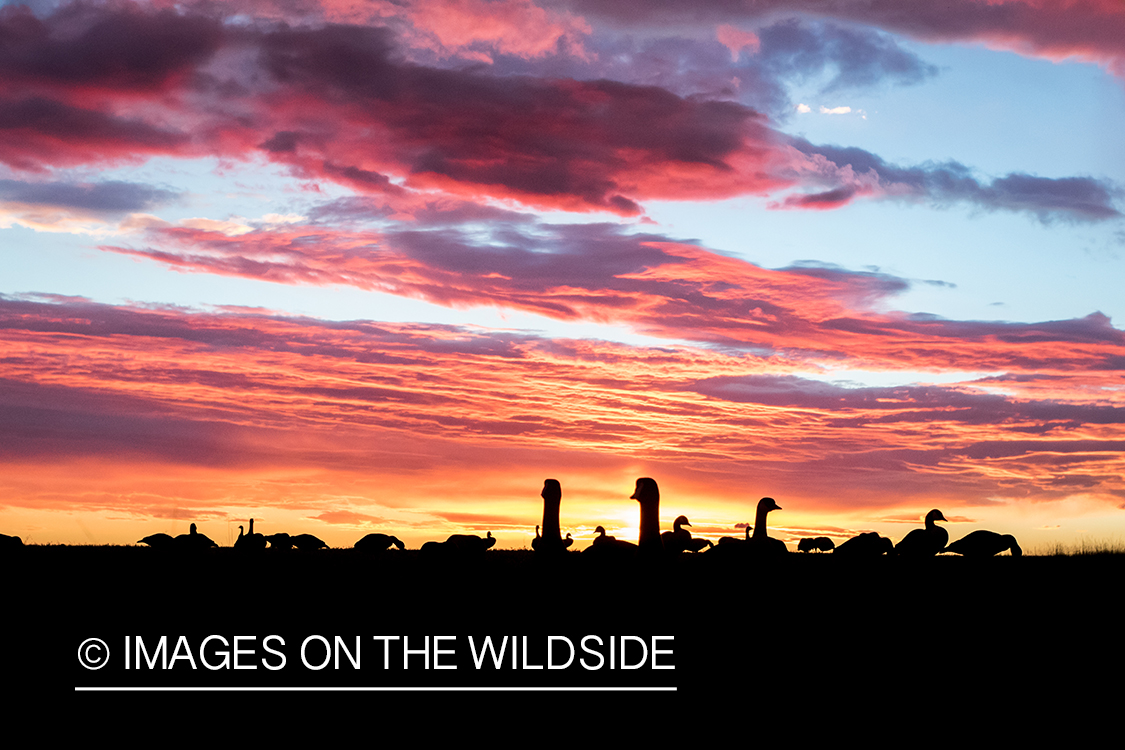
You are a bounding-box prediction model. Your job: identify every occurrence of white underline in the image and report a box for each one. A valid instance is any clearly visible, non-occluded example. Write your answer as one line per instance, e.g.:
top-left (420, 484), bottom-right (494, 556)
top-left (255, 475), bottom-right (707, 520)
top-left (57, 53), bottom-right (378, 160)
top-left (76, 686), bottom-right (676, 692)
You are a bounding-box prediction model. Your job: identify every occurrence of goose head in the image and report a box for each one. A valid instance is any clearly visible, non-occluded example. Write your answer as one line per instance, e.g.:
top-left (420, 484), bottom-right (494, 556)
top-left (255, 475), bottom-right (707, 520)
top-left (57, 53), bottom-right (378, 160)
top-left (925, 509), bottom-right (947, 526)
top-left (758, 497), bottom-right (782, 513)
top-left (673, 515), bottom-right (691, 532)
top-left (390, 535), bottom-right (405, 551)
top-left (631, 477), bottom-right (659, 504)
top-left (189, 523), bottom-right (198, 535)
top-left (594, 526), bottom-right (606, 538)
top-left (1002, 534), bottom-right (1022, 556)
top-left (483, 531), bottom-right (496, 550)
top-left (541, 479), bottom-right (561, 503)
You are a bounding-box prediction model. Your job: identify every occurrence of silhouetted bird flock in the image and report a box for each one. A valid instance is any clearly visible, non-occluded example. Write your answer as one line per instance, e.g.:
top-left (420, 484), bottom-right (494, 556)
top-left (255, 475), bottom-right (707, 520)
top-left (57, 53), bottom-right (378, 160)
top-left (4, 477), bottom-right (1022, 559)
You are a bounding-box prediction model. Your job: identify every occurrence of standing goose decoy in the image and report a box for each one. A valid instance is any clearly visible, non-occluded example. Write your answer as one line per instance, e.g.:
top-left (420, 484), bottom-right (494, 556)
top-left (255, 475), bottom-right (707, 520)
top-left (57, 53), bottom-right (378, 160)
top-left (745, 497), bottom-right (788, 557)
top-left (354, 533), bottom-right (406, 552)
top-left (630, 478), bottom-right (664, 555)
top-left (233, 518), bottom-right (266, 551)
top-left (834, 532), bottom-right (893, 558)
top-left (946, 530), bottom-right (1022, 558)
top-left (531, 479), bottom-right (571, 555)
top-left (894, 509), bottom-right (949, 558)
top-left (661, 516), bottom-right (713, 553)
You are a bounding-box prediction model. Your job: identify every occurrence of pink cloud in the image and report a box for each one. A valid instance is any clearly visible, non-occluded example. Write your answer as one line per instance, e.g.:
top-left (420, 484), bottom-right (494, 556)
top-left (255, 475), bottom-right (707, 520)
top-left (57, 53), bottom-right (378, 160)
top-left (716, 24), bottom-right (760, 61)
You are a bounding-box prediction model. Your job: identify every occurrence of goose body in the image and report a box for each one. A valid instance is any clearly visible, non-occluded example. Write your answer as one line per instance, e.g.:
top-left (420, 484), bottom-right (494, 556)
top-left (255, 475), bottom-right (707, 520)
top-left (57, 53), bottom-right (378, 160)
top-left (895, 509), bottom-right (949, 557)
top-left (290, 533), bottom-right (328, 551)
top-left (421, 531), bottom-right (496, 559)
top-left (355, 533), bottom-right (405, 552)
top-left (834, 532), bottom-right (893, 558)
top-left (174, 523), bottom-right (217, 551)
top-left (716, 525), bottom-right (751, 545)
top-left (946, 530), bottom-right (1022, 558)
top-left (798, 537), bottom-right (836, 553)
top-left (137, 533), bottom-right (175, 549)
top-left (265, 532), bottom-right (293, 550)
top-left (662, 515), bottom-right (713, 553)
top-left (584, 525), bottom-right (637, 558)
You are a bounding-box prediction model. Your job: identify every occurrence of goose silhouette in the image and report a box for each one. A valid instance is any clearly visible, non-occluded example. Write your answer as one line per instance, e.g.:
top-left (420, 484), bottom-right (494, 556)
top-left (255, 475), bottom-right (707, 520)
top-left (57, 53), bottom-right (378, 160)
top-left (355, 533), bottom-right (406, 552)
top-left (894, 509), bottom-right (948, 557)
top-left (630, 477), bottom-right (664, 554)
top-left (137, 533), bottom-right (175, 549)
top-left (746, 497), bottom-right (788, 557)
top-left (716, 525), bottom-right (750, 545)
top-left (290, 533), bottom-right (328, 551)
top-left (173, 523), bottom-right (217, 551)
top-left (946, 530), bottom-right (1022, 557)
top-left (834, 532), bottom-right (893, 558)
top-left (585, 526), bottom-right (637, 555)
top-left (265, 532), bottom-right (293, 550)
top-left (798, 537), bottom-right (836, 553)
top-left (422, 531), bottom-right (496, 559)
top-left (234, 518), bottom-right (266, 551)
top-left (531, 479), bottom-right (571, 554)
top-left (661, 516), bottom-right (713, 553)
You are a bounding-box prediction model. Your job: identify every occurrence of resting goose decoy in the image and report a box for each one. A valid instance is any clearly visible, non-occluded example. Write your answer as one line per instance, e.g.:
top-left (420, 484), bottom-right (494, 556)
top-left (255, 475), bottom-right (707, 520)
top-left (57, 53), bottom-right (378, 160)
top-left (630, 477), bottom-right (664, 554)
top-left (834, 532), bottom-right (893, 558)
top-left (717, 525), bottom-right (751, 545)
top-left (173, 523), bottom-right (217, 551)
top-left (290, 533), bottom-right (328, 551)
top-left (946, 530), bottom-right (1022, 558)
top-left (661, 515), bottom-right (713, 553)
top-left (448, 530), bottom-right (496, 553)
top-left (265, 532), bottom-right (293, 550)
top-left (583, 525), bottom-right (637, 560)
top-left (746, 497), bottom-right (788, 557)
top-left (422, 531), bottom-right (496, 559)
top-left (798, 536), bottom-right (836, 553)
top-left (354, 533), bottom-right (406, 552)
top-left (894, 509), bottom-right (949, 557)
top-left (137, 533), bottom-right (175, 549)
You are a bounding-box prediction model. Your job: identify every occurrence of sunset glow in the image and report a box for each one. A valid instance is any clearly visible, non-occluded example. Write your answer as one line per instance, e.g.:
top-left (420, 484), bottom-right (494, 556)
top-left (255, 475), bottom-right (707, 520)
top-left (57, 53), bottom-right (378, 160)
top-left (2, 0), bottom-right (1123, 551)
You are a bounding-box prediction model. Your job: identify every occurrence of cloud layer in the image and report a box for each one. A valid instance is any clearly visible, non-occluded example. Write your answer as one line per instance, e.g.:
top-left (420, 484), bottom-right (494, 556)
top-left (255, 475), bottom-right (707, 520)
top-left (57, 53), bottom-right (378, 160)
top-left (2, 294), bottom-right (1121, 543)
top-left (0, 2), bottom-right (1117, 222)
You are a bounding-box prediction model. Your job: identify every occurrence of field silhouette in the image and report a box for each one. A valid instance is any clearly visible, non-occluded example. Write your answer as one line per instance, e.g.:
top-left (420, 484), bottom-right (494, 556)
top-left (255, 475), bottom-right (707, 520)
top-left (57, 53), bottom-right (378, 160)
top-left (47, 542), bottom-right (1120, 702)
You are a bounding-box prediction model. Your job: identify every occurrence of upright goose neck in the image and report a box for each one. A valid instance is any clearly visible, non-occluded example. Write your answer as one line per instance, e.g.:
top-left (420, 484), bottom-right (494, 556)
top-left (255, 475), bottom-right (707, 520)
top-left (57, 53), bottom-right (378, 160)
top-left (753, 504), bottom-right (771, 539)
top-left (637, 498), bottom-right (662, 551)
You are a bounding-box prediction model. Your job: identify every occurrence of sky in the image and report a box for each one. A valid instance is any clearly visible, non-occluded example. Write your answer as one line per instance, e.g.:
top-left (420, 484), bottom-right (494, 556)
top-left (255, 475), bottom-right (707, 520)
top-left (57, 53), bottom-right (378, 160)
top-left (1, 0), bottom-right (1123, 551)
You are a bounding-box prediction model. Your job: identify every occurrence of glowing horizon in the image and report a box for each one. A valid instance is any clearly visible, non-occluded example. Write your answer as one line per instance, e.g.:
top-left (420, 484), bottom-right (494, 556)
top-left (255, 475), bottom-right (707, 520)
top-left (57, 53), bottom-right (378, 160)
top-left (1, 0), bottom-right (1123, 552)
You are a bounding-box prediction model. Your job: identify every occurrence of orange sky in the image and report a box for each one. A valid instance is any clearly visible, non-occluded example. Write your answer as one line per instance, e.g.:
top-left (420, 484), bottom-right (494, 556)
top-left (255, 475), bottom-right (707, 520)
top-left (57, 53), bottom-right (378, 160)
top-left (2, 295), bottom-right (1121, 551)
